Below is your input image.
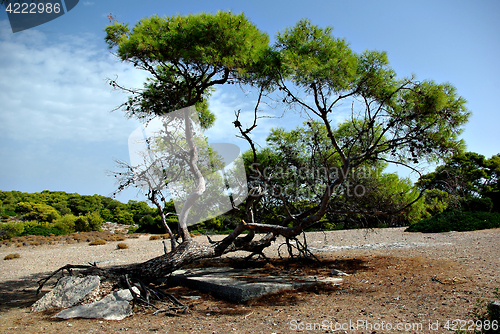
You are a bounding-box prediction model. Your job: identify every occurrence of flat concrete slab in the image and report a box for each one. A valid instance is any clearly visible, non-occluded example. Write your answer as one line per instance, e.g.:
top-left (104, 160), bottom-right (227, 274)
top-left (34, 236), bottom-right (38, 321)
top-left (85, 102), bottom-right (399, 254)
top-left (170, 267), bottom-right (342, 303)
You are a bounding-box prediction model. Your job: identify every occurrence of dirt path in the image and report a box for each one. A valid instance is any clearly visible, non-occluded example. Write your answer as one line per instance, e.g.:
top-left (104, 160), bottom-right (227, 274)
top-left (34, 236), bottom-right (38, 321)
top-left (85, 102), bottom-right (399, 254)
top-left (1, 227), bottom-right (499, 333)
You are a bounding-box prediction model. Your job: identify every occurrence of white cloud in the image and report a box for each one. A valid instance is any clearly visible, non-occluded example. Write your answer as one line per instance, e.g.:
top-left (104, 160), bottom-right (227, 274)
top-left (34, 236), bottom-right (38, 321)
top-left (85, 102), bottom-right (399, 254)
top-left (82, 1), bottom-right (94, 6)
top-left (0, 20), bottom-right (148, 144)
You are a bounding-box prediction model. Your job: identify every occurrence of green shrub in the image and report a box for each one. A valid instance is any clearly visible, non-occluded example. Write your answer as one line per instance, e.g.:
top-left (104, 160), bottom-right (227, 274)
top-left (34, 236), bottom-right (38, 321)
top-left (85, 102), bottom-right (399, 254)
top-left (406, 210), bottom-right (500, 233)
top-left (89, 239), bottom-right (106, 246)
top-left (137, 215), bottom-right (163, 234)
top-left (20, 225), bottom-right (66, 237)
top-left (74, 212), bottom-right (104, 232)
top-left (86, 211), bottom-right (104, 231)
top-left (53, 214), bottom-right (79, 233)
top-left (127, 225), bottom-right (139, 234)
top-left (4, 253), bottom-right (21, 260)
top-left (0, 222), bottom-right (24, 240)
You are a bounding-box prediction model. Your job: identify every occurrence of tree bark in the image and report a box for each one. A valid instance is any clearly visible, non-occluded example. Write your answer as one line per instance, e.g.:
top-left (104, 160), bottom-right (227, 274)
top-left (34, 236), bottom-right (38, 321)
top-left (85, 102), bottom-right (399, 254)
top-left (114, 230), bottom-right (276, 281)
top-left (149, 190), bottom-right (177, 250)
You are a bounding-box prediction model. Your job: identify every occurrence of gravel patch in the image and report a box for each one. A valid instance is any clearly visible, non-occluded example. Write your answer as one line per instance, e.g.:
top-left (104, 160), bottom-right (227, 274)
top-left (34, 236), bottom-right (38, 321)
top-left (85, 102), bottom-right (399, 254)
top-left (309, 241), bottom-right (453, 252)
top-left (1, 227), bottom-right (499, 334)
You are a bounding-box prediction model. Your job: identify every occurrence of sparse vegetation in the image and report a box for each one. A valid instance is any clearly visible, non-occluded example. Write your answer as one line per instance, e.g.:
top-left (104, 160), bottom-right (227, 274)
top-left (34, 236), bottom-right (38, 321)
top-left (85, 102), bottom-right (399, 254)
top-left (112, 235), bottom-right (127, 241)
top-left (149, 235), bottom-right (161, 241)
top-left (117, 242), bottom-right (129, 249)
top-left (406, 211), bottom-right (500, 233)
top-left (89, 239), bottom-right (107, 246)
top-left (4, 253), bottom-right (21, 260)
top-left (455, 288), bottom-right (500, 334)
top-left (21, 225), bottom-right (66, 237)
top-left (0, 230), bottom-right (140, 247)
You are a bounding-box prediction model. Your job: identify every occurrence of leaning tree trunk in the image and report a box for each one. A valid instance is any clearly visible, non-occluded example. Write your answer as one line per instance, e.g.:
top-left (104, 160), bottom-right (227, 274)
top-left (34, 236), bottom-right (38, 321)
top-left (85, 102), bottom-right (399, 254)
top-left (125, 241), bottom-right (214, 279)
top-left (111, 227), bottom-right (277, 282)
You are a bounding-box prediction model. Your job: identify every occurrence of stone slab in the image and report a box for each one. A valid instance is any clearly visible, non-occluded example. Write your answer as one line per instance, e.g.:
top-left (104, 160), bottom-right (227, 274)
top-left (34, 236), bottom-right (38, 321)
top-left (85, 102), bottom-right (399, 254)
top-left (170, 267), bottom-right (342, 303)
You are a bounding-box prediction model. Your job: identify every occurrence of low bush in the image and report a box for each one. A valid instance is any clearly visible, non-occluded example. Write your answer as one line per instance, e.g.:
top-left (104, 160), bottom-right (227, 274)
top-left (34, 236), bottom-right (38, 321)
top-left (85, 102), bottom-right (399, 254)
top-left (149, 235), bottom-right (161, 240)
top-left (4, 253), bottom-right (21, 260)
top-left (116, 242), bottom-right (129, 249)
top-left (406, 210), bottom-right (500, 233)
top-left (127, 225), bottom-right (139, 234)
top-left (20, 225), bottom-right (66, 237)
top-left (0, 222), bottom-right (24, 240)
top-left (89, 239), bottom-right (106, 246)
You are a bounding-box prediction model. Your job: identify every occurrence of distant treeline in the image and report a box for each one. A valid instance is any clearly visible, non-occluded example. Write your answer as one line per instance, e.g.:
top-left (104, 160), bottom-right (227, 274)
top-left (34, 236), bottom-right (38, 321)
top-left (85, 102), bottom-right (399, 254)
top-left (0, 190), bottom-right (234, 240)
top-left (2, 150), bottom-right (499, 240)
top-left (0, 190), bottom-right (170, 239)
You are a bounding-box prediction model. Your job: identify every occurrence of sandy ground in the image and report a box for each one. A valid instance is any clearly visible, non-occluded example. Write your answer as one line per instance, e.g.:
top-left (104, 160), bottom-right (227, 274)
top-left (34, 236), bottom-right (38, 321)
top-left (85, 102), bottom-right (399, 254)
top-left (0, 227), bottom-right (499, 333)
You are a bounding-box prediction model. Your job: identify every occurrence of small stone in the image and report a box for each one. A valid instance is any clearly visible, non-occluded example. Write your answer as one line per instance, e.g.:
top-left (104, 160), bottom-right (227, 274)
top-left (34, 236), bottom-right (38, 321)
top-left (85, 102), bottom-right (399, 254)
top-left (330, 269), bottom-right (350, 276)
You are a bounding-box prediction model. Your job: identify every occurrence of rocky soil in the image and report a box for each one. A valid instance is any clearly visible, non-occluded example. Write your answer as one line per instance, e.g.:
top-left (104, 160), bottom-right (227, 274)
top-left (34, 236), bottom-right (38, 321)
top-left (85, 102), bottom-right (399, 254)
top-left (1, 227), bottom-right (499, 333)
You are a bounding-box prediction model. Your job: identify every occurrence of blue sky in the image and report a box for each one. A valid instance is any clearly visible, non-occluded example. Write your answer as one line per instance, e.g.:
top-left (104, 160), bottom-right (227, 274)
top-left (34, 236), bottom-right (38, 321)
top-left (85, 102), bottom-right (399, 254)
top-left (0, 0), bottom-right (499, 203)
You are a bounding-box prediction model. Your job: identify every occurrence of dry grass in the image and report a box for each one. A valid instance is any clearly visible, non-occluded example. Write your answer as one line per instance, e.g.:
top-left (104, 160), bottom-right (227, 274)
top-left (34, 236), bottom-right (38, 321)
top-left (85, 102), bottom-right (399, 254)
top-left (116, 242), bottom-right (129, 249)
top-left (88, 239), bottom-right (106, 246)
top-left (149, 235), bottom-right (161, 240)
top-left (3, 253), bottom-right (21, 260)
top-left (3, 231), bottom-right (139, 248)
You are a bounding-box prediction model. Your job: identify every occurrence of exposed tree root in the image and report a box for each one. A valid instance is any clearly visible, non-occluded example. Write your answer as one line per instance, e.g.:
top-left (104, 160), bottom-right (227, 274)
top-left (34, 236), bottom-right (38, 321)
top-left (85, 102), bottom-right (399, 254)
top-left (122, 274), bottom-right (188, 315)
top-left (278, 232), bottom-right (320, 263)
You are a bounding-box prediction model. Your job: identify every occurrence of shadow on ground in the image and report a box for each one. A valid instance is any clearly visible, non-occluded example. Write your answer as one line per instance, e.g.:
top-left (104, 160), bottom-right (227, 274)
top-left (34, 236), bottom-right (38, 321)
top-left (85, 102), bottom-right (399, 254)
top-left (0, 256), bottom-right (372, 313)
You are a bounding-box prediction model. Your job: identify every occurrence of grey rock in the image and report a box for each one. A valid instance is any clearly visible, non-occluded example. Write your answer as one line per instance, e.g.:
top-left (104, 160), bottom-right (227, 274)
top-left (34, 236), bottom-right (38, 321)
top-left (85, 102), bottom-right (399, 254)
top-left (31, 275), bottom-right (100, 312)
top-left (53, 288), bottom-right (137, 321)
